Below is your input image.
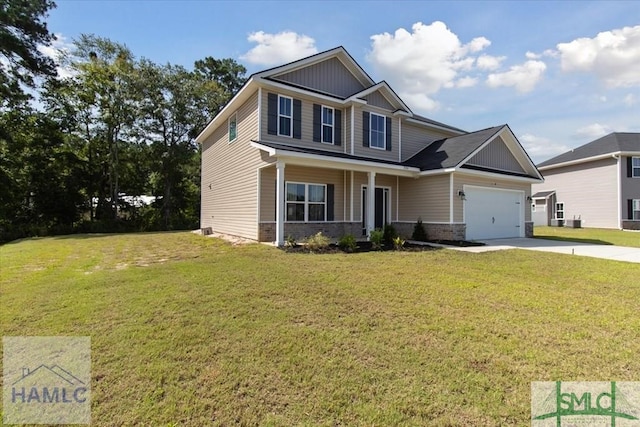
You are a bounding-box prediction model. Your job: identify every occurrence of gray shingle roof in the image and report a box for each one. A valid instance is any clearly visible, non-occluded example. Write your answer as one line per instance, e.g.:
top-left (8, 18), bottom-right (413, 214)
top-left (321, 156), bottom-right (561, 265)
top-left (537, 132), bottom-right (640, 168)
top-left (404, 125), bottom-right (504, 170)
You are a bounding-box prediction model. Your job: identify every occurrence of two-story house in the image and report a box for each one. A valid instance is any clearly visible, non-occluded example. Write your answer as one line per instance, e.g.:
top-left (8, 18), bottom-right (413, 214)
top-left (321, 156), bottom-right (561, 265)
top-left (532, 132), bottom-right (640, 229)
top-left (196, 47), bottom-right (543, 245)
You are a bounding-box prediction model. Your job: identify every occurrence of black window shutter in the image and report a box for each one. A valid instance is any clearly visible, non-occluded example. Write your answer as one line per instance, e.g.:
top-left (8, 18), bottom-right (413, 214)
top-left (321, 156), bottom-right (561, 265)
top-left (312, 104), bottom-right (321, 142)
top-left (327, 184), bottom-right (334, 221)
top-left (267, 93), bottom-right (278, 135)
top-left (335, 110), bottom-right (342, 146)
top-left (385, 117), bottom-right (392, 151)
top-left (628, 199), bottom-right (634, 219)
top-left (627, 157), bottom-right (633, 177)
top-left (362, 111), bottom-right (370, 147)
top-left (293, 99), bottom-right (302, 139)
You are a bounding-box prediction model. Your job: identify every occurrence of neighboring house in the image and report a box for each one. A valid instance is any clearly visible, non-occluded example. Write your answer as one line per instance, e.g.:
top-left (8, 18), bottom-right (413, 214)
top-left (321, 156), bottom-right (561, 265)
top-left (196, 47), bottom-right (543, 245)
top-left (532, 132), bottom-right (640, 229)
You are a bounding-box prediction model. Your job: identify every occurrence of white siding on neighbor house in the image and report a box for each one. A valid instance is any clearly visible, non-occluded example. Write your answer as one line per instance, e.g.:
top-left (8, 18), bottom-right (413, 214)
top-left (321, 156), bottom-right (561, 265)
top-left (533, 157), bottom-right (618, 228)
top-left (259, 89), bottom-right (346, 153)
top-left (398, 174), bottom-right (451, 223)
top-left (260, 165), bottom-right (347, 222)
top-left (201, 91), bottom-right (265, 239)
top-left (453, 174), bottom-right (532, 223)
top-left (271, 57), bottom-right (366, 98)
top-left (467, 136), bottom-right (526, 174)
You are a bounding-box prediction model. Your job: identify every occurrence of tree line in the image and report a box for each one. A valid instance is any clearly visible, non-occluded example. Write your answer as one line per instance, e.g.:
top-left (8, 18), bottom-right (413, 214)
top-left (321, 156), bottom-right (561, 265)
top-left (0, 0), bottom-right (246, 242)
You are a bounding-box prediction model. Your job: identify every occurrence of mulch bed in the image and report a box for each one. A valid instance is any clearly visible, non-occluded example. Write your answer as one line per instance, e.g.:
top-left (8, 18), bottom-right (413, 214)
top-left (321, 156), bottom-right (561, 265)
top-left (427, 239), bottom-right (485, 247)
top-left (282, 241), bottom-right (440, 254)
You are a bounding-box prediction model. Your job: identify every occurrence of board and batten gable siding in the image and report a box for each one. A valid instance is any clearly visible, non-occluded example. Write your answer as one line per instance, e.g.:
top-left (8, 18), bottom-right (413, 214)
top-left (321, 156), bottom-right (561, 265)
top-left (260, 165), bottom-right (346, 222)
top-left (621, 156), bottom-right (640, 220)
top-left (534, 157), bottom-right (618, 228)
top-left (363, 90), bottom-right (394, 110)
top-left (271, 57), bottom-right (366, 98)
top-left (453, 174), bottom-right (533, 223)
top-left (201, 91), bottom-right (264, 239)
top-left (400, 123), bottom-right (453, 161)
top-left (466, 136), bottom-right (526, 174)
top-left (260, 90), bottom-right (345, 153)
top-left (397, 174), bottom-right (450, 223)
top-left (352, 105), bottom-right (399, 162)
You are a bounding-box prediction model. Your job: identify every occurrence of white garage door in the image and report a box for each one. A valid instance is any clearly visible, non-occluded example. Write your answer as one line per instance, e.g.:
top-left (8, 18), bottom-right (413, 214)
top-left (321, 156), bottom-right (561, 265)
top-left (464, 186), bottom-right (524, 240)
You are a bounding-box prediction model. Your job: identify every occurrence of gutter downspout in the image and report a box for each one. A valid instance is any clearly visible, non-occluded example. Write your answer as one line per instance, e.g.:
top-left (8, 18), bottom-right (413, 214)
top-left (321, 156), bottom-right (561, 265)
top-left (614, 153), bottom-right (622, 229)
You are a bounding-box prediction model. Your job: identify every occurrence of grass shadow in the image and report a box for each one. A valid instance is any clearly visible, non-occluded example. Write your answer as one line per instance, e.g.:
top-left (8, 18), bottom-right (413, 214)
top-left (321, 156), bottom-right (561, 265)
top-left (533, 235), bottom-right (613, 245)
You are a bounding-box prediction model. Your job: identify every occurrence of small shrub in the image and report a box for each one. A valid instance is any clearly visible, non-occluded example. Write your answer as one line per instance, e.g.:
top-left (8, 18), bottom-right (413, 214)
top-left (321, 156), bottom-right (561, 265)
top-left (338, 234), bottom-right (357, 253)
top-left (412, 218), bottom-right (427, 241)
top-left (382, 223), bottom-right (397, 246)
top-left (285, 235), bottom-right (297, 248)
top-left (369, 229), bottom-right (384, 250)
top-left (393, 236), bottom-right (405, 251)
top-left (306, 232), bottom-right (330, 252)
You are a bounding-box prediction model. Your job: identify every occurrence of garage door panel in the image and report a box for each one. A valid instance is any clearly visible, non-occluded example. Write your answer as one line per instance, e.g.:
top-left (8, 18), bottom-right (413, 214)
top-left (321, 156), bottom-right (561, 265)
top-left (465, 187), bottom-right (523, 240)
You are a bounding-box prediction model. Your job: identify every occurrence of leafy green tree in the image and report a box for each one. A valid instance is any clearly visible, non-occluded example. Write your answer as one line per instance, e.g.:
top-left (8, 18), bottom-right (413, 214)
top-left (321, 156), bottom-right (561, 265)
top-left (0, 0), bottom-right (57, 106)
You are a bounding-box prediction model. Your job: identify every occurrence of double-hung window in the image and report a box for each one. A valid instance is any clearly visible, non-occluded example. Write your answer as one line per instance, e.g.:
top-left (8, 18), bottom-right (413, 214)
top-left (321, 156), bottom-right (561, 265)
top-left (633, 157), bottom-right (640, 177)
top-left (228, 113), bottom-right (237, 143)
top-left (634, 200), bottom-right (640, 220)
top-left (286, 182), bottom-right (326, 222)
top-left (278, 95), bottom-right (292, 137)
top-left (322, 106), bottom-right (334, 144)
top-left (370, 113), bottom-right (386, 149)
top-left (555, 202), bottom-right (564, 220)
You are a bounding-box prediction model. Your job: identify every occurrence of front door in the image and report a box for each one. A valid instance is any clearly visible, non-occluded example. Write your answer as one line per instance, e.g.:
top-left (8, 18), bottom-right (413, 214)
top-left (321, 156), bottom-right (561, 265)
top-left (362, 187), bottom-right (389, 235)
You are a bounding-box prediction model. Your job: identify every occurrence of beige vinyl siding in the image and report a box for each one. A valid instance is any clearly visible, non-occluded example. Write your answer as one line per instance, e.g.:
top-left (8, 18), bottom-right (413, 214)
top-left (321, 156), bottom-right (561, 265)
top-left (621, 156), bottom-right (640, 220)
top-left (200, 91), bottom-right (265, 239)
top-left (398, 174), bottom-right (451, 223)
top-left (259, 90), bottom-right (346, 153)
top-left (534, 158), bottom-right (618, 228)
top-left (352, 106), bottom-right (399, 162)
top-left (401, 123), bottom-right (452, 161)
top-left (348, 172), bottom-right (399, 222)
top-left (453, 173), bottom-right (532, 223)
top-left (271, 57), bottom-right (365, 98)
top-left (260, 165), bottom-right (346, 222)
top-left (363, 90), bottom-right (394, 110)
top-left (467, 136), bottom-right (526, 173)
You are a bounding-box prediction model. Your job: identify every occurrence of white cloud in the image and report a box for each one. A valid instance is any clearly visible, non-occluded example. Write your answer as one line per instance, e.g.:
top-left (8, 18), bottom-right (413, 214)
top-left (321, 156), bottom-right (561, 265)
top-left (574, 123), bottom-right (613, 139)
top-left (525, 51), bottom-right (541, 60)
top-left (37, 33), bottom-right (75, 78)
top-left (367, 21), bottom-right (493, 111)
top-left (241, 31), bottom-right (318, 66)
top-left (486, 60), bottom-right (546, 93)
top-left (476, 54), bottom-right (505, 70)
top-left (520, 133), bottom-right (571, 161)
top-left (623, 93), bottom-right (637, 106)
top-left (556, 25), bottom-right (640, 87)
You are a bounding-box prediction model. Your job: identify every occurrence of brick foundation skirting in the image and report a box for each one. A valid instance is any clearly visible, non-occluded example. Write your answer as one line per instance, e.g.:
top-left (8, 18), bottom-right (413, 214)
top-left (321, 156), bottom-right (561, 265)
top-left (525, 221), bottom-right (534, 237)
top-left (622, 220), bottom-right (640, 230)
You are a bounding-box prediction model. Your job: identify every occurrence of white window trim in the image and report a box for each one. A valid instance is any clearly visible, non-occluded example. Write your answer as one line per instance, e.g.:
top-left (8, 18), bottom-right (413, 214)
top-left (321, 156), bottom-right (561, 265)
top-left (632, 157), bottom-right (640, 178)
top-left (555, 202), bottom-right (564, 220)
top-left (633, 199), bottom-right (640, 220)
top-left (278, 95), bottom-right (293, 137)
top-left (228, 112), bottom-right (237, 143)
top-left (285, 181), bottom-right (327, 222)
top-left (321, 105), bottom-right (334, 145)
top-left (370, 112), bottom-right (386, 150)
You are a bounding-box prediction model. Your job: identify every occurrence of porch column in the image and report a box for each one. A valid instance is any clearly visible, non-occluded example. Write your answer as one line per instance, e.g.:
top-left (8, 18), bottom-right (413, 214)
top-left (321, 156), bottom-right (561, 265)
top-left (367, 171), bottom-right (376, 238)
top-left (275, 161), bottom-right (285, 246)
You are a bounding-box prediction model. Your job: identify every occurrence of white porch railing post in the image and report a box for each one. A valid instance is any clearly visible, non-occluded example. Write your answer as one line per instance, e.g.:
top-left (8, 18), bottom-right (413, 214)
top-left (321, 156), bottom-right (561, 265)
top-left (275, 161), bottom-right (285, 246)
top-left (367, 171), bottom-right (376, 238)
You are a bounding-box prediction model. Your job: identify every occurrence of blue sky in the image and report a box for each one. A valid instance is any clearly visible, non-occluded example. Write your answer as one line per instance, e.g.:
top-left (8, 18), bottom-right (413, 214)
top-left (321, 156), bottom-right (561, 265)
top-left (46, 1), bottom-right (640, 163)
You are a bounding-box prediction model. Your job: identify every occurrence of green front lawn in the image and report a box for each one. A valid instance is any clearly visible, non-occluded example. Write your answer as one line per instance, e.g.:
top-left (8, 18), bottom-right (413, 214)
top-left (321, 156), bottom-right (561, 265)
top-left (1, 232), bottom-right (639, 426)
top-left (535, 225), bottom-right (640, 247)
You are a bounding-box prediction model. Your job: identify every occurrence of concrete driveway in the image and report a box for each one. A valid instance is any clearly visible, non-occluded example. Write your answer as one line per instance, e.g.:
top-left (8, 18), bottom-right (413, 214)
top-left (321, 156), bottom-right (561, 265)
top-left (444, 238), bottom-right (640, 263)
